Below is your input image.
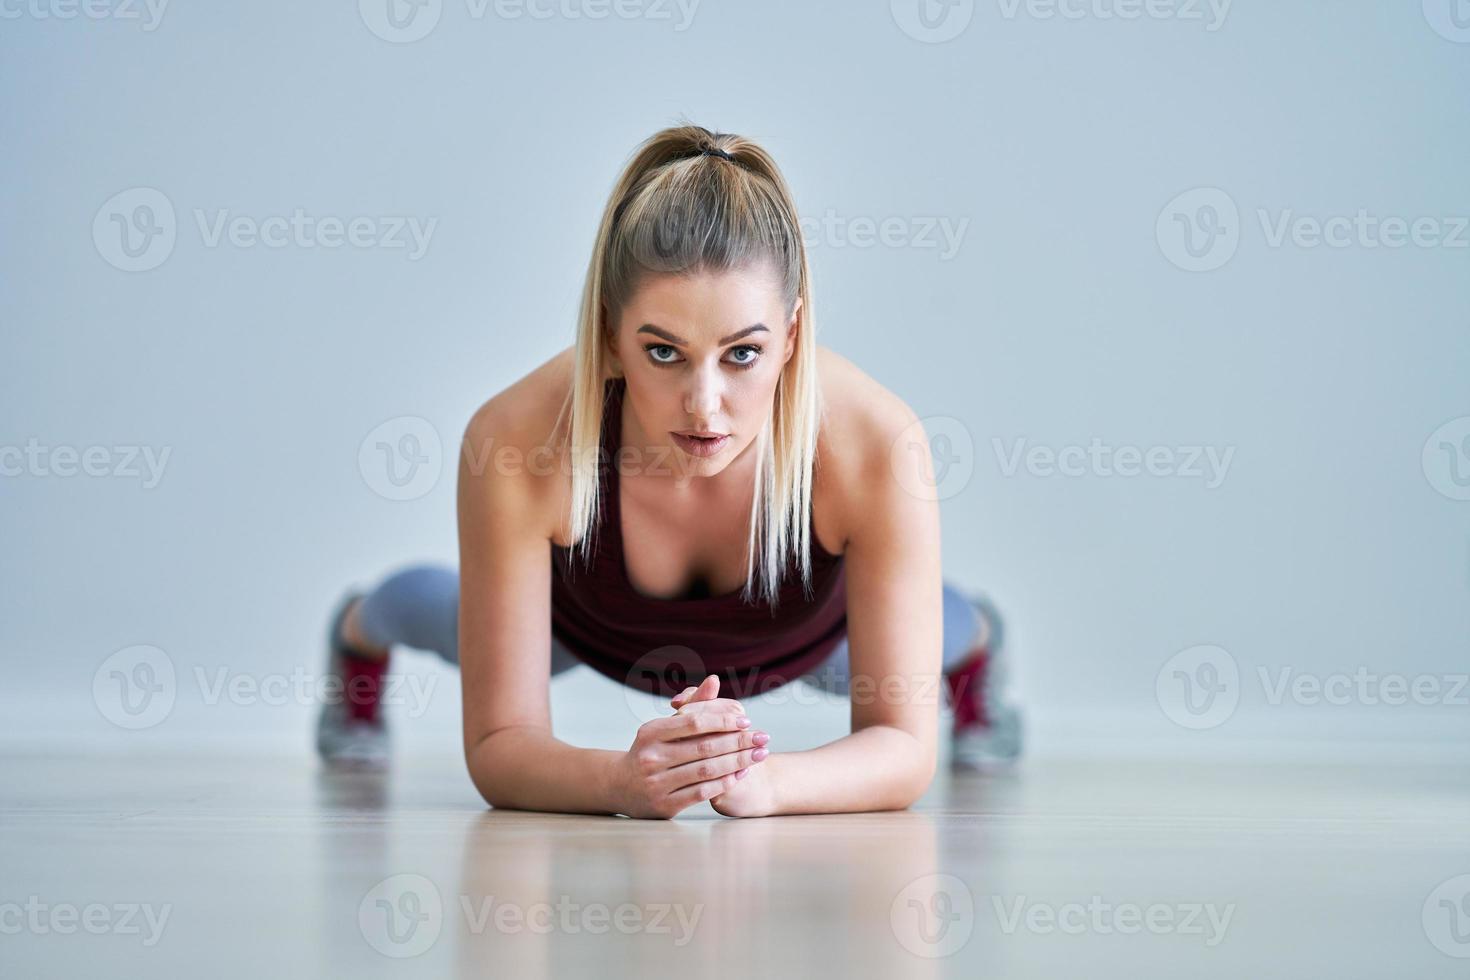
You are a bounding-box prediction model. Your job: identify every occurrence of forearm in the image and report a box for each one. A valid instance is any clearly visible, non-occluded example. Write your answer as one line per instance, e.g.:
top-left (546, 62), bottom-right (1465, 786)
top-left (765, 725), bottom-right (935, 815)
top-left (466, 725), bottom-right (624, 816)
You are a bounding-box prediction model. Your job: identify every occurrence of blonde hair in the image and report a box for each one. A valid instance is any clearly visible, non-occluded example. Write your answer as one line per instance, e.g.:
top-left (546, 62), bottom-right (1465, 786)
top-left (552, 122), bottom-right (822, 611)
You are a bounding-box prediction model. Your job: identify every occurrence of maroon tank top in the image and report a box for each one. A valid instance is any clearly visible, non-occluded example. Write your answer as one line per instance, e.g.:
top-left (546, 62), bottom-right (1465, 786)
top-left (550, 376), bottom-right (848, 698)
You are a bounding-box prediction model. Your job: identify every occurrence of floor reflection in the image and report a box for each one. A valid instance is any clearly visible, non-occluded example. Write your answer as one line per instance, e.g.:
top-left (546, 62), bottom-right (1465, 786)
top-left (449, 808), bottom-right (954, 978)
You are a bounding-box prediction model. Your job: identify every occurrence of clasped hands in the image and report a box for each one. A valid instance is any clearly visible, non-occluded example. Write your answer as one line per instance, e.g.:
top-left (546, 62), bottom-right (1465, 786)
top-left (612, 674), bottom-right (776, 819)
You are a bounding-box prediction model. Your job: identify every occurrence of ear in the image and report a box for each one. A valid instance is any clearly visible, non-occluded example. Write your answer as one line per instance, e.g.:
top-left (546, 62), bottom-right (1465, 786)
top-left (602, 304), bottom-right (623, 374)
top-left (783, 297), bottom-right (802, 364)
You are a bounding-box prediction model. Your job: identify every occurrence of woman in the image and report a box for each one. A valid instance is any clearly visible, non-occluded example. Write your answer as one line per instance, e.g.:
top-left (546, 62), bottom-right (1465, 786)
top-left (316, 124), bottom-right (1022, 818)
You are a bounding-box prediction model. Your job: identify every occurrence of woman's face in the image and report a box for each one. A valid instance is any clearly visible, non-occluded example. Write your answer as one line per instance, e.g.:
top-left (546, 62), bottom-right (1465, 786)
top-left (608, 264), bottom-right (800, 484)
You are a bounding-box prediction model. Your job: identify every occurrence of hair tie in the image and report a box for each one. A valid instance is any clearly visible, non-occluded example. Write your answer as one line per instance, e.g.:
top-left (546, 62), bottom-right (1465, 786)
top-left (700, 146), bottom-right (735, 162)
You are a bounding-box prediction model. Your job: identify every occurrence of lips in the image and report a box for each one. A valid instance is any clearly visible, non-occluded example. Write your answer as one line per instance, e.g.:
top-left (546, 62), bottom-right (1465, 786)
top-left (671, 432), bottom-right (730, 457)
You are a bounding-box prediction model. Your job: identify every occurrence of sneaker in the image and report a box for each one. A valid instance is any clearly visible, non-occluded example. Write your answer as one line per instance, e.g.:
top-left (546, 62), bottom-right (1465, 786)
top-left (944, 592), bottom-right (1023, 769)
top-left (315, 589), bottom-right (391, 769)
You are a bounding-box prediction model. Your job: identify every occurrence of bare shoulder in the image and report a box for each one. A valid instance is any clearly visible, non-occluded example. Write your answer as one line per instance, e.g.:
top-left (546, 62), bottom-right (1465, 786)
top-left (460, 346), bottom-right (577, 543)
top-left (812, 345), bottom-right (927, 552)
top-left (464, 345), bottom-right (576, 438)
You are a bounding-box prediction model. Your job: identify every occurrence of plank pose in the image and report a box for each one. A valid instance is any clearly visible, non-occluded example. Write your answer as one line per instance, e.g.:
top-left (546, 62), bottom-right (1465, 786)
top-left (317, 124), bottom-right (1022, 818)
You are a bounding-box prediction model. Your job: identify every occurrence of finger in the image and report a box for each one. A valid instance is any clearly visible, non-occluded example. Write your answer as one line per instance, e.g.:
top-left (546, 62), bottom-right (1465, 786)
top-left (664, 768), bottom-right (746, 810)
top-left (674, 696), bottom-right (746, 717)
top-left (664, 728), bottom-right (769, 767)
top-left (641, 709), bottom-right (750, 743)
top-left (667, 709), bottom-right (751, 741)
top-left (672, 674), bottom-right (716, 708)
top-left (662, 746), bottom-right (768, 792)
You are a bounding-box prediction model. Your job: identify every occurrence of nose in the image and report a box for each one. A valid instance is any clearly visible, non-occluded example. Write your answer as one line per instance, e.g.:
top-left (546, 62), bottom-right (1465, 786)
top-left (683, 363), bottom-right (723, 426)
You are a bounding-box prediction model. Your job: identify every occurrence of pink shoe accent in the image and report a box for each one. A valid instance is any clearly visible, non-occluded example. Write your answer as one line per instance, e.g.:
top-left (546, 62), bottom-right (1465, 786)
top-left (340, 648), bottom-right (388, 723)
top-left (944, 648), bottom-right (990, 730)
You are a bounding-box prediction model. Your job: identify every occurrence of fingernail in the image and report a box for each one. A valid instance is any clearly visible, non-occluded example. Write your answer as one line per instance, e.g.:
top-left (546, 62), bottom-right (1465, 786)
top-left (735, 768), bottom-right (748, 780)
top-left (737, 716), bottom-right (751, 728)
top-left (752, 747), bottom-right (769, 761)
top-left (752, 731), bottom-right (770, 745)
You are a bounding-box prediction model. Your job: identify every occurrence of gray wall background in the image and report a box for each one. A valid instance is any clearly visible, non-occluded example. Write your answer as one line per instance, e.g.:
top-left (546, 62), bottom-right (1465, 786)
top-left (3, 0), bottom-right (1467, 757)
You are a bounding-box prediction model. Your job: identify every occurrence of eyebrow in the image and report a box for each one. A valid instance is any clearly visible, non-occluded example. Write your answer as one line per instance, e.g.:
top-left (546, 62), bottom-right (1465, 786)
top-left (636, 324), bottom-right (770, 346)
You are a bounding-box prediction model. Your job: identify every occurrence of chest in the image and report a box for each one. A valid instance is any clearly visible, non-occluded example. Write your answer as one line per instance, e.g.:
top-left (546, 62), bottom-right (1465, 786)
top-left (618, 480), bottom-right (755, 601)
top-left (615, 473), bottom-right (846, 603)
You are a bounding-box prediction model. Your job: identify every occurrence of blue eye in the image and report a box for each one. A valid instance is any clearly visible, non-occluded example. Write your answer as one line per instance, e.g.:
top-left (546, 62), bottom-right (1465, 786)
top-left (641, 344), bottom-right (764, 370)
top-left (728, 345), bottom-right (761, 368)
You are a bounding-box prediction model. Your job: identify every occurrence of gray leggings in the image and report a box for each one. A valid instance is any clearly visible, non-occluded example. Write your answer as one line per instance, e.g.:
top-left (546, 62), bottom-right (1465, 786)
top-left (353, 563), bottom-right (986, 694)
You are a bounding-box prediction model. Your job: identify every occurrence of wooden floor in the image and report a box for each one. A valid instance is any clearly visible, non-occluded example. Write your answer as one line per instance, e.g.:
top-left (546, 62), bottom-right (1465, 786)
top-left (4, 750), bottom-right (1468, 978)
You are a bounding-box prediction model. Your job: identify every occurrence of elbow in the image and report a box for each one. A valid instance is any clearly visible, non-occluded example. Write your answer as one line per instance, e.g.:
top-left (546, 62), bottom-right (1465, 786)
top-left (463, 730), bottom-right (515, 810)
top-left (465, 757), bottom-right (506, 810)
top-left (894, 759), bottom-right (936, 810)
top-left (881, 741), bottom-right (936, 811)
